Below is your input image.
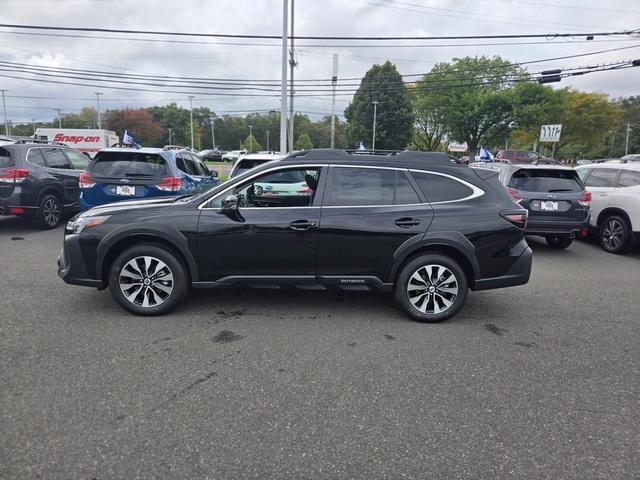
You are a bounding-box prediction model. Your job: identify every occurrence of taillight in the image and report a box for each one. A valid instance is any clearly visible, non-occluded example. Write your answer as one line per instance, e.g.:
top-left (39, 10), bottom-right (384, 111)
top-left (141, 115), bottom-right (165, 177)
top-left (579, 190), bottom-right (591, 206)
top-left (79, 172), bottom-right (95, 189)
top-left (507, 187), bottom-right (522, 201)
top-left (157, 176), bottom-right (181, 192)
top-left (500, 209), bottom-right (528, 229)
top-left (0, 168), bottom-right (29, 183)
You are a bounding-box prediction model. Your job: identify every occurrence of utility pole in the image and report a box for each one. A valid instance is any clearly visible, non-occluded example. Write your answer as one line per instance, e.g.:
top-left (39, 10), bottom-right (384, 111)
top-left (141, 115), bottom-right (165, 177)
top-left (248, 125), bottom-right (253, 152)
top-left (331, 54), bottom-right (338, 148)
top-left (280, 0), bottom-right (288, 155)
top-left (167, 127), bottom-right (173, 145)
top-left (266, 130), bottom-right (270, 151)
top-left (31, 119), bottom-right (36, 135)
top-left (372, 101), bottom-right (379, 151)
top-left (209, 115), bottom-right (216, 148)
top-left (188, 96), bottom-right (195, 149)
top-left (54, 108), bottom-right (63, 128)
top-left (1, 89), bottom-right (9, 136)
top-left (94, 92), bottom-right (102, 129)
top-left (625, 122), bottom-right (631, 155)
top-left (288, 0), bottom-right (297, 153)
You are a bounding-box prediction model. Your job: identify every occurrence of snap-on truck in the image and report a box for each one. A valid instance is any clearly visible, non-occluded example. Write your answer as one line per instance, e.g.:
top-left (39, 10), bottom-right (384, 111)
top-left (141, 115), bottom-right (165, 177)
top-left (35, 128), bottom-right (119, 158)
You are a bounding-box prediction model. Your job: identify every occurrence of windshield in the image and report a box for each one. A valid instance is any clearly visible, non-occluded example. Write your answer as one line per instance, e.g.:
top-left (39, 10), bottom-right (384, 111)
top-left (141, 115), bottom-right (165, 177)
top-left (508, 169), bottom-right (583, 192)
top-left (90, 151), bottom-right (169, 177)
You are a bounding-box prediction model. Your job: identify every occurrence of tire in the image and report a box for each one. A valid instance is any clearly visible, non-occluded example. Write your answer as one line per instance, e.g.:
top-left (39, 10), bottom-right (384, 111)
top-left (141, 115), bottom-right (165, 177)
top-left (32, 193), bottom-right (62, 229)
top-left (394, 253), bottom-right (468, 323)
top-left (108, 244), bottom-right (189, 316)
top-left (599, 215), bottom-right (629, 254)
top-left (546, 235), bottom-right (573, 249)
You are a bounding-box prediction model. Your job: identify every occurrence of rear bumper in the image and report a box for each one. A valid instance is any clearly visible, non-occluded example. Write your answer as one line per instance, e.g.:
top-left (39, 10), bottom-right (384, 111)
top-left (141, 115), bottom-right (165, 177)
top-left (473, 246), bottom-right (532, 291)
top-left (0, 192), bottom-right (37, 216)
top-left (57, 234), bottom-right (104, 288)
top-left (525, 218), bottom-right (589, 236)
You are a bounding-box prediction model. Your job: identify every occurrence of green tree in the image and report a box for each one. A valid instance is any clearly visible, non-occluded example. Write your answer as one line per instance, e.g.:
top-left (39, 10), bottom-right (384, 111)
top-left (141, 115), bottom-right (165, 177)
top-left (345, 61), bottom-right (414, 150)
top-left (410, 83), bottom-right (447, 151)
top-left (294, 132), bottom-right (314, 150)
top-left (241, 134), bottom-right (261, 152)
top-left (413, 56), bottom-right (528, 156)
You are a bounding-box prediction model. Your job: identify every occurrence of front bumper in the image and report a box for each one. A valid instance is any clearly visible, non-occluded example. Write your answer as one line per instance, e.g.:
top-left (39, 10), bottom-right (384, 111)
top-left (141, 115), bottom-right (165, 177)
top-left (57, 234), bottom-right (104, 288)
top-left (473, 245), bottom-right (533, 291)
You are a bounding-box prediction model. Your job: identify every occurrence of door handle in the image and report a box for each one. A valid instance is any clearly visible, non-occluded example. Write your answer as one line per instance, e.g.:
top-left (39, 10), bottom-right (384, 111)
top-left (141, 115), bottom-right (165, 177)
top-left (289, 220), bottom-right (316, 231)
top-left (394, 217), bottom-right (420, 228)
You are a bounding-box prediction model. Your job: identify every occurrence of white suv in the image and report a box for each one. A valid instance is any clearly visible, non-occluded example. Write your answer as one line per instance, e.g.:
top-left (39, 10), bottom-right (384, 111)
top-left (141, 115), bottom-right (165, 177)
top-left (575, 163), bottom-right (640, 253)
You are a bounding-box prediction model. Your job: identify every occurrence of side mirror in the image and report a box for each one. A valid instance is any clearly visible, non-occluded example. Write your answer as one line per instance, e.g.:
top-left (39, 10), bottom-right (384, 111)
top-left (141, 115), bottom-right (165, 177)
top-left (210, 168), bottom-right (219, 178)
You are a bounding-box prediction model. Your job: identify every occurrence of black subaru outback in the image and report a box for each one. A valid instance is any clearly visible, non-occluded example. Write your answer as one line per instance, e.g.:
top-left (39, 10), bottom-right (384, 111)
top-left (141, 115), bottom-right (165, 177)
top-left (0, 141), bottom-right (90, 228)
top-left (58, 149), bottom-right (532, 323)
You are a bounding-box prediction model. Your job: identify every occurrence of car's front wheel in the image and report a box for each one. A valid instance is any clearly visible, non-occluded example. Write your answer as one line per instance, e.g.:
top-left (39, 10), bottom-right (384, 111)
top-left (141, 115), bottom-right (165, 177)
top-left (394, 253), bottom-right (468, 323)
top-left (599, 215), bottom-right (629, 254)
top-left (546, 235), bottom-right (573, 249)
top-left (109, 244), bottom-right (189, 315)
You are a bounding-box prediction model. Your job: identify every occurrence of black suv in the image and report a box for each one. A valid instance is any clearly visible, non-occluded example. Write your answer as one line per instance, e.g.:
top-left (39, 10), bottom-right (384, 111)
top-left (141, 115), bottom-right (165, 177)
top-left (0, 141), bottom-right (90, 228)
top-left (58, 150), bottom-right (532, 322)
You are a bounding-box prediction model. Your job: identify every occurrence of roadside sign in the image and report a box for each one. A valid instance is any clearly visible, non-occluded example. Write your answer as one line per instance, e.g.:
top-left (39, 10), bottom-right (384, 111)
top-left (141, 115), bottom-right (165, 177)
top-left (540, 124), bottom-right (562, 143)
top-left (447, 141), bottom-right (468, 152)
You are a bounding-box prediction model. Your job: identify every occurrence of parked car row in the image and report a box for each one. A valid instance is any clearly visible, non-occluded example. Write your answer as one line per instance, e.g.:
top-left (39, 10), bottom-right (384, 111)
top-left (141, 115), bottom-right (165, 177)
top-left (0, 141), bottom-right (219, 228)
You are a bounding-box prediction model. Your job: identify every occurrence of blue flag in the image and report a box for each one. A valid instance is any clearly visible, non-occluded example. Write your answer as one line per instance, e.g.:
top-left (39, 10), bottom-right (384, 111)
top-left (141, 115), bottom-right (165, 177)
top-left (479, 146), bottom-right (494, 162)
top-left (123, 130), bottom-right (140, 147)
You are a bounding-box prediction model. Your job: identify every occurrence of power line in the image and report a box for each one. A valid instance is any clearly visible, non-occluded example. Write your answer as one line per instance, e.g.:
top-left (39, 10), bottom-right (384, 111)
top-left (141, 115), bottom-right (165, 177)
top-left (0, 23), bottom-right (637, 41)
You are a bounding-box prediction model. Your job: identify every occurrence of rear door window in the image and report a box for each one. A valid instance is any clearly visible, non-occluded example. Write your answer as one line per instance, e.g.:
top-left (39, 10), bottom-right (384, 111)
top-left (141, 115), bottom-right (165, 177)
top-left (325, 167), bottom-right (420, 206)
top-left (42, 148), bottom-right (71, 169)
top-left (26, 149), bottom-right (46, 166)
top-left (508, 169), bottom-right (583, 192)
top-left (617, 170), bottom-right (640, 188)
top-left (411, 171), bottom-right (474, 203)
top-left (584, 168), bottom-right (619, 188)
top-left (90, 152), bottom-right (169, 178)
top-left (176, 153), bottom-right (193, 175)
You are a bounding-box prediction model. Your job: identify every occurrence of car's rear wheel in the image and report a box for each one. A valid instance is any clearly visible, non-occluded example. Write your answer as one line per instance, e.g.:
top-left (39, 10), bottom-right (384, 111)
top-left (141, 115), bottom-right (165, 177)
top-left (394, 253), bottom-right (468, 323)
top-left (599, 215), bottom-right (629, 253)
top-left (546, 235), bottom-right (573, 249)
top-left (109, 244), bottom-right (189, 316)
top-left (33, 193), bottom-right (62, 229)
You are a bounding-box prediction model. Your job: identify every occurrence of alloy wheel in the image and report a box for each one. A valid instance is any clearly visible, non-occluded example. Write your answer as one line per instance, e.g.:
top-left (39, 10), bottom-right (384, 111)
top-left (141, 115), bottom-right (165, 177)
top-left (43, 198), bottom-right (60, 227)
top-left (601, 218), bottom-right (624, 251)
top-left (406, 264), bottom-right (459, 314)
top-left (119, 256), bottom-right (174, 308)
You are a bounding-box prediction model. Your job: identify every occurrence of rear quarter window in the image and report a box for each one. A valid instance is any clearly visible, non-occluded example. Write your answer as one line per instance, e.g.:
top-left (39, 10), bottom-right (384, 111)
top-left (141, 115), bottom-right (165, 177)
top-left (508, 169), bottom-right (583, 192)
top-left (617, 170), bottom-right (640, 187)
top-left (0, 147), bottom-right (15, 168)
top-left (90, 152), bottom-right (169, 177)
top-left (411, 171), bottom-right (474, 203)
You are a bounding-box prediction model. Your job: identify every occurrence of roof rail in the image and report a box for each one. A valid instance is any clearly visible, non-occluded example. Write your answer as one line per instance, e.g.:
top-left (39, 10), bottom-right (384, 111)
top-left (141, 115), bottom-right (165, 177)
top-left (13, 139), bottom-right (67, 146)
top-left (283, 148), bottom-right (462, 165)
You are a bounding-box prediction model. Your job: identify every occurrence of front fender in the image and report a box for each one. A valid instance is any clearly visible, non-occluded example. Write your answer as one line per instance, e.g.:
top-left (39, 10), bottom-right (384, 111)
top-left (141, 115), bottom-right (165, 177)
top-left (95, 222), bottom-right (199, 281)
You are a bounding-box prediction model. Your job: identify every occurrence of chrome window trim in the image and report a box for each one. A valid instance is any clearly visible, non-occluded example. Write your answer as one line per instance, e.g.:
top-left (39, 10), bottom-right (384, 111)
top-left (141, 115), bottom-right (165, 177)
top-left (198, 163), bottom-right (327, 210)
top-left (409, 168), bottom-right (485, 204)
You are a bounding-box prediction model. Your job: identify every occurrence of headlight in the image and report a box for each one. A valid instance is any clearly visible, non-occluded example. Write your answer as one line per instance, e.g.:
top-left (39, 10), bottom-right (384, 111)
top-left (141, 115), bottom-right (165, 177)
top-left (66, 215), bottom-right (111, 234)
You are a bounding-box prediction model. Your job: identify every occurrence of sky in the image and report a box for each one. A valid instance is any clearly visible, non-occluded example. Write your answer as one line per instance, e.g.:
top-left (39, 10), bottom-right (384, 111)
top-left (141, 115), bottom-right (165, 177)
top-left (0, 0), bottom-right (639, 125)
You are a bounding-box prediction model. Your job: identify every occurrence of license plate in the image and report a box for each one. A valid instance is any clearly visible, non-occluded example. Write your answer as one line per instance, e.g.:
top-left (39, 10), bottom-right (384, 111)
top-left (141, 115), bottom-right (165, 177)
top-left (116, 185), bottom-right (136, 196)
top-left (541, 201), bottom-right (558, 211)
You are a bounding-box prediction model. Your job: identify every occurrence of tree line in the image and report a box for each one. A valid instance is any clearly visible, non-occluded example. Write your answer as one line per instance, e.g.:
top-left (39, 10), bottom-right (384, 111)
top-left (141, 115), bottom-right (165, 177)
top-left (9, 55), bottom-right (639, 159)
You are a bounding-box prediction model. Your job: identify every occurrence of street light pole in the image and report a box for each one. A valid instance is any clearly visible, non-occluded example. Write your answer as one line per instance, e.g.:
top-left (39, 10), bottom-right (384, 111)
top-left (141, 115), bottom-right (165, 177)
top-left (1, 89), bottom-right (9, 136)
top-left (288, 0), bottom-right (296, 153)
top-left (372, 101), bottom-right (379, 151)
top-left (188, 95), bottom-right (195, 149)
top-left (209, 116), bottom-right (216, 149)
top-left (625, 122), bottom-right (631, 155)
top-left (266, 130), bottom-right (270, 151)
top-left (32, 119), bottom-right (36, 135)
top-left (167, 127), bottom-right (173, 145)
top-left (331, 54), bottom-right (338, 148)
top-left (94, 92), bottom-right (102, 129)
top-left (248, 125), bottom-right (253, 152)
top-left (280, 0), bottom-right (288, 154)
top-left (54, 108), bottom-right (63, 128)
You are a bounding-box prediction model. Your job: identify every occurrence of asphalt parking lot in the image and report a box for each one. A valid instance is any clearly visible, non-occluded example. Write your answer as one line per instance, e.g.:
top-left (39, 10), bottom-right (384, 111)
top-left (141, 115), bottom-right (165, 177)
top-left (1, 215), bottom-right (638, 479)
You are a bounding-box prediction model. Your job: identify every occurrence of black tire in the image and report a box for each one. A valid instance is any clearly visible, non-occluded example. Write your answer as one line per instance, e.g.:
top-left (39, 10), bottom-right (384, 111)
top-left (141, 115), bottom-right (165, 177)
top-left (108, 244), bottom-right (189, 316)
top-left (546, 235), bottom-right (573, 249)
top-left (394, 253), bottom-right (468, 323)
top-left (32, 193), bottom-right (62, 229)
top-left (599, 215), bottom-right (629, 254)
